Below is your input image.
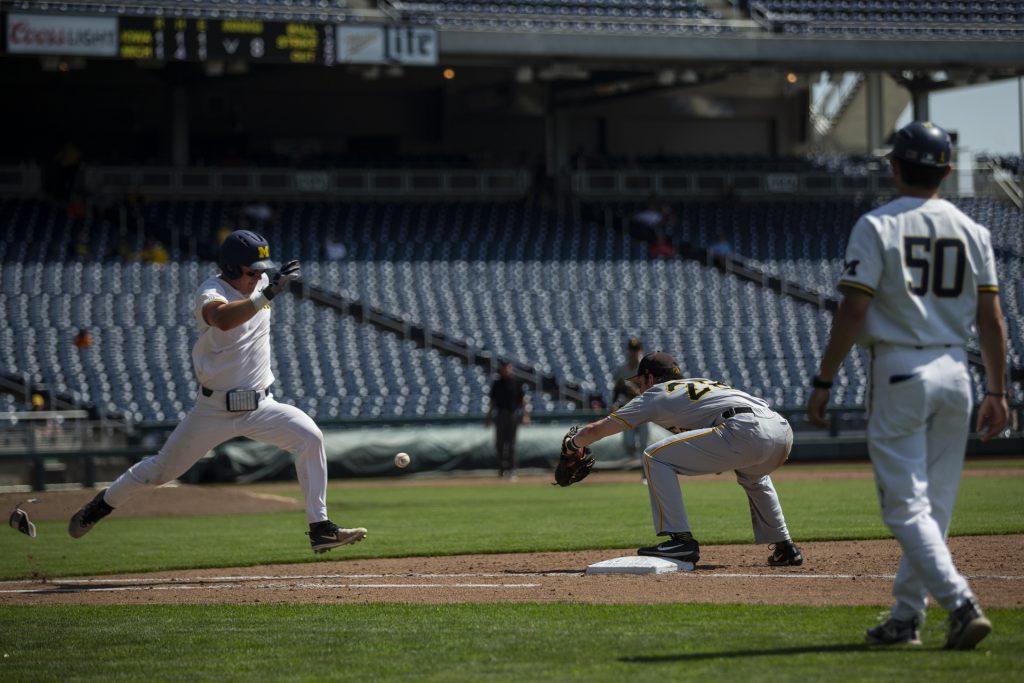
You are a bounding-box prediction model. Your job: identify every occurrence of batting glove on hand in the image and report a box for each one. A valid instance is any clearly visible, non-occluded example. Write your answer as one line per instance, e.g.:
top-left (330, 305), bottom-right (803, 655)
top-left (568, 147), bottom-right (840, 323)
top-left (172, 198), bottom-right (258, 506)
top-left (263, 260), bottom-right (300, 301)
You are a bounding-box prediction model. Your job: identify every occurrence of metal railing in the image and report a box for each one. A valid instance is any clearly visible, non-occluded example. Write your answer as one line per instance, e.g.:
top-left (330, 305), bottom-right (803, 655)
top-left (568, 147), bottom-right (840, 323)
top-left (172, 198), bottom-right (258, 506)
top-left (83, 166), bottom-right (532, 199)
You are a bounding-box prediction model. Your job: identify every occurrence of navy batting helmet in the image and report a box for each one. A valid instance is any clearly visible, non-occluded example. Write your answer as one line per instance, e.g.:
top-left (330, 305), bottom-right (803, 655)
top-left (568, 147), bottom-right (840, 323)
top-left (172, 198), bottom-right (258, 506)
top-left (218, 230), bottom-right (277, 279)
top-left (886, 121), bottom-right (952, 168)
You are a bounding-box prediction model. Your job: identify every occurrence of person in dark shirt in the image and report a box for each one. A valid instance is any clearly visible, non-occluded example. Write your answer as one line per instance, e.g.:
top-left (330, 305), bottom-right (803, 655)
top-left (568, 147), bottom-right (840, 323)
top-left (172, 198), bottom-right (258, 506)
top-left (487, 362), bottom-right (529, 480)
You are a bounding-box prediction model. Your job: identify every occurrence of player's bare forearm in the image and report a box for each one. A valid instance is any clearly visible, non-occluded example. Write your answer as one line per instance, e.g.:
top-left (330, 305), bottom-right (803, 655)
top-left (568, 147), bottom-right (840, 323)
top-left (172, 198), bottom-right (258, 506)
top-left (976, 292), bottom-right (1007, 393)
top-left (203, 299), bottom-right (260, 331)
top-left (574, 416), bottom-right (628, 448)
top-left (816, 292), bottom-right (872, 379)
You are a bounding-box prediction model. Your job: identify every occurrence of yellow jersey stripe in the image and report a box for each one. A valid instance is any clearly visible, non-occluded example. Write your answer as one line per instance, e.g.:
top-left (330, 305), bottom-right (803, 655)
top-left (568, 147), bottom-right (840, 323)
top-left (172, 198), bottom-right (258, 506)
top-left (977, 285), bottom-right (999, 293)
top-left (838, 280), bottom-right (876, 297)
top-left (608, 413), bottom-right (633, 429)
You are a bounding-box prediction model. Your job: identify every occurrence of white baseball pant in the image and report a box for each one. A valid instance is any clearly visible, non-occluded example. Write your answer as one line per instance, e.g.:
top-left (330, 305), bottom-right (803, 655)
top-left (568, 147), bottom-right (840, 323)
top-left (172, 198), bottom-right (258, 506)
top-left (642, 409), bottom-right (794, 543)
top-left (105, 390), bottom-right (329, 523)
top-left (868, 344), bottom-right (976, 619)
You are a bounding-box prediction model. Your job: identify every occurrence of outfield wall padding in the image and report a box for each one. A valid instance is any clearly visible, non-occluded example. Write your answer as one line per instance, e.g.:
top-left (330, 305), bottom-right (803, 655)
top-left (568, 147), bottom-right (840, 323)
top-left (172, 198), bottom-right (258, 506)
top-left (198, 423), bottom-right (1023, 482)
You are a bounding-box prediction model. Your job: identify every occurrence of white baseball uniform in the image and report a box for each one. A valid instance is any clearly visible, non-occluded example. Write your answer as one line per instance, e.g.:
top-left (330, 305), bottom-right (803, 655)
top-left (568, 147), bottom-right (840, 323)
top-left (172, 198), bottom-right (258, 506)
top-left (838, 196), bottom-right (999, 620)
top-left (611, 379), bottom-right (794, 543)
top-left (104, 273), bottom-right (329, 523)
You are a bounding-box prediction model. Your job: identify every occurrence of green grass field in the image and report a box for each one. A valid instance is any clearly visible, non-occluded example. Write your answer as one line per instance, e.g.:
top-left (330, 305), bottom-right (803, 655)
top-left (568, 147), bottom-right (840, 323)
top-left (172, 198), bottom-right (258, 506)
top-left (2, 462), bottom-right (1021, 680)
top-left (2, 465), bottom-right (1022, 580)
top-left (1, 604), bottom-right (1021, 682)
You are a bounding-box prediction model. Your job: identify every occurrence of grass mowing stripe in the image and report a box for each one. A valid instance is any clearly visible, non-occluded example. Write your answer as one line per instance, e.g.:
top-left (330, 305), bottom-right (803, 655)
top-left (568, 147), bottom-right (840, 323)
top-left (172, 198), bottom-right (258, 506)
top-left (1, 475), bottom-right (1021, 580)
top-left (0, 604), bottom-right (1020, 682)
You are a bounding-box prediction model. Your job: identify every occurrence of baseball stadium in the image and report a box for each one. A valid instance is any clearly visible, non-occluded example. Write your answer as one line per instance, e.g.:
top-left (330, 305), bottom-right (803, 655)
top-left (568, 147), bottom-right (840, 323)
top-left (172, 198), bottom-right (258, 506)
top-left (1, 0), bottom-right (1023, 679)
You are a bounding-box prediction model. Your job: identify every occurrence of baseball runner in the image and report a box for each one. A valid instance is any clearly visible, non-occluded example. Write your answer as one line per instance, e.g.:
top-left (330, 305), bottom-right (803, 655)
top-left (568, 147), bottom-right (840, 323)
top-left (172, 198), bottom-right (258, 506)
top-left (807, 121), bottom-right (1007, 650)
top-left (556, 351), bottom-right (803, 566)
top-left (69, 230), bottom-right (368, 554)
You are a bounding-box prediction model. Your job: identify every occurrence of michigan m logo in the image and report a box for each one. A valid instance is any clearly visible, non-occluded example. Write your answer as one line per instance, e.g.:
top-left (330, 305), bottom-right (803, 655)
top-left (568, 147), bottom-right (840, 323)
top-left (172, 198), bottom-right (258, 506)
top-left (257, 246), bottom-right (270, 258)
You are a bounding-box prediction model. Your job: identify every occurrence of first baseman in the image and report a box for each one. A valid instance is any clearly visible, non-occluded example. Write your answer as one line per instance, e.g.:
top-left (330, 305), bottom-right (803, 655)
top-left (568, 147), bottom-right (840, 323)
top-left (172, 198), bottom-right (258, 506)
top-left (808, 121), bottom-right (1007, 649)
top-left (69, 230), bottom-right (368, 554)
top-left (563, 351), bottom-right (803, 567)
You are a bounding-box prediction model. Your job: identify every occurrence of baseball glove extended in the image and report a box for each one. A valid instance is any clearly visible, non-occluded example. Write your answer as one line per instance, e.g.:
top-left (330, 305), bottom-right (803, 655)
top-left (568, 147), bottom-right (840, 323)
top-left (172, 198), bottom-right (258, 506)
top-left (554, 425), bottom-right (595, 487)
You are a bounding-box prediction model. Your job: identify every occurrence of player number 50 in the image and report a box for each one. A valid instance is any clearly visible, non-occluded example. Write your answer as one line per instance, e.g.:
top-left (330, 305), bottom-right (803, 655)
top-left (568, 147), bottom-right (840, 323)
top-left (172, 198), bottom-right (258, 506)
top-left (903, 236), bottom-right (966, 298)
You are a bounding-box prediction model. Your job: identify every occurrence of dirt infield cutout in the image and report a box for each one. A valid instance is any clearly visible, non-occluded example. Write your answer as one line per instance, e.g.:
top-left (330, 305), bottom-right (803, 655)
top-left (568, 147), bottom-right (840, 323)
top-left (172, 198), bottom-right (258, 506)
top-left (2, 535), bottom-right (1020, 608)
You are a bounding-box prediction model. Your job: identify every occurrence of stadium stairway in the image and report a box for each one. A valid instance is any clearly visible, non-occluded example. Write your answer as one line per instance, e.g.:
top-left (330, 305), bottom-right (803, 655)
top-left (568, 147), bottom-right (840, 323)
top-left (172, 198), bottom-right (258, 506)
top-left (286, 278), bottom-right (592, 408)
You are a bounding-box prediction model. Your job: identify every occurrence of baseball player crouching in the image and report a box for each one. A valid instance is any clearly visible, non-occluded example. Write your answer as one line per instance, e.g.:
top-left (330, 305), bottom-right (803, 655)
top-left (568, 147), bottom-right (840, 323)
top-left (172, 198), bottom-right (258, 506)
top-left (69, 230), bottom-right (367, 554)
top-left (808, 121), bottom-right (1007, 649)
top-left (561, 352), bottom-right (803, 567)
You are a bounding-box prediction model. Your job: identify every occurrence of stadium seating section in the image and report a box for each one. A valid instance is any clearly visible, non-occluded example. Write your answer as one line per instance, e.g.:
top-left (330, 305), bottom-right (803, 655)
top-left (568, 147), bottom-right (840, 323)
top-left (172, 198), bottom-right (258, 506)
top-left (760, 0), bottom-right (1024, 37)
top-left (0, 196), bottom-right (1020, 422)
top-left (395, 0), bottom-right (734, 33)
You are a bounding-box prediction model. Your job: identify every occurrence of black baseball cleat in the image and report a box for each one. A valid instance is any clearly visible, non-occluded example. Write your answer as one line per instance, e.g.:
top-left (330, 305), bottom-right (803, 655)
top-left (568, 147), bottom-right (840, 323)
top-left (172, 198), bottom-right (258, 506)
top-left (865, 615), bottom-right (922, 646)
top-left (308, 520), bottom-right (367, 554)
top-left (638, 533), bottom-right (700, 563)
top-left (944, 597), bottom-right (992, 650)
top-left (68, 489), bottom-right (114, 539)
top-left (768, 540), bottom-right (804, 567)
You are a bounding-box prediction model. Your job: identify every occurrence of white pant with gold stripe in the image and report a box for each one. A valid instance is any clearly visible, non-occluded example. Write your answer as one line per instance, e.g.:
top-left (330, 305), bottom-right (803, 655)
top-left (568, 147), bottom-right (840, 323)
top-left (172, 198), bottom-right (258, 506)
top-left (642, 412), bottom-right (794, 543)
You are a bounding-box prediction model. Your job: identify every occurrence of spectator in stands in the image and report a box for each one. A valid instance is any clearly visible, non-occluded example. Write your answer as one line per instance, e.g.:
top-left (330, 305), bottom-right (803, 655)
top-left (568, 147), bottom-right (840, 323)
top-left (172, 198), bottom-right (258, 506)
top-left (53, 141), bottom-right (83, 200)
top-left (487, 362), bottom-right (529, 480)
top-left (612, 337), bottom-right (649, 473)
top-left (73, 329), bottom-right (93, 350)
top-left (242, 202), bottom-right (275, 228)
top-left (31, 393), bottom-right (46, 411)
top-left (324, 233), bottom-right (347, 261)
top-left (630, 196), bottom-right (664, 242)
top-left (709, 231), bottom-right (733, 264)
top-left (648, 229), bottom-right (677, 259)
top-left (140, 237), bottom-right (170, 265)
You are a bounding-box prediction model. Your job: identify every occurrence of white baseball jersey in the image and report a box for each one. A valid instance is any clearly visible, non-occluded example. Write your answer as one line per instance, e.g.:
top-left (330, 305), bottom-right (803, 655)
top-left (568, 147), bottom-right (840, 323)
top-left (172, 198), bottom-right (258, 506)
top-left (611, 378), bottom-right (771, 433)
top-left (192, 274), bottom-right (275, 391)
top-left (837, 197), bottom-right (999, 347)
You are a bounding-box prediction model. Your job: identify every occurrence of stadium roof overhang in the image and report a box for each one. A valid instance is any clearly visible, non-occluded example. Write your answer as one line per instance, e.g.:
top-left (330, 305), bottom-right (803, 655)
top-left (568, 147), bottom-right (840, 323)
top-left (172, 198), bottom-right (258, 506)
top-left (439, 31), bottom-right (1024, 72)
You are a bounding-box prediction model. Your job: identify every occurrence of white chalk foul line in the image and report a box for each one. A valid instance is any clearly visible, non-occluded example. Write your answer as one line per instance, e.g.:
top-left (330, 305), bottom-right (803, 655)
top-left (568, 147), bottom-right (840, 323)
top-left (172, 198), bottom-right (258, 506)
top-left (0, 572), bottom-right (578, 587)
top-left (4, 570), bottom-right (1020, 588)
top-left (4, 573), bottom-right (1019, 593)
top-left (0, 581), bottom-right (542, 595)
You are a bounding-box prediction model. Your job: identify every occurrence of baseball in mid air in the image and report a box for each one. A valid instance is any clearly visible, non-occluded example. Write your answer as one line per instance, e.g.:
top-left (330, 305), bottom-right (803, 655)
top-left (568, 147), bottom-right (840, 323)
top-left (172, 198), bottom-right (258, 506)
top-left (394, 452), bottom-right (411, 468)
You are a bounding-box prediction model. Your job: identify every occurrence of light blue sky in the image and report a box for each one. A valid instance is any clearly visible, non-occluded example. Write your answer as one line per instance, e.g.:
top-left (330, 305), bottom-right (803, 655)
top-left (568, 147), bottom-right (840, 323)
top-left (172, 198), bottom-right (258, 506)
top-left (895, 78), bottom-right (1024, 156)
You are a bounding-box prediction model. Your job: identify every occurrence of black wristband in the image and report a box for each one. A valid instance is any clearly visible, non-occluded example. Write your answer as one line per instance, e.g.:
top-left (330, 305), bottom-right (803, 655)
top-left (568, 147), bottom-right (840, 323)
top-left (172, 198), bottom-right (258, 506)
top-left (811, 376), bottom-right (833, 390)
top-left (262, 286), bottom-right (277, 302)
top-left (985, 391), bottom-right (1006, 398)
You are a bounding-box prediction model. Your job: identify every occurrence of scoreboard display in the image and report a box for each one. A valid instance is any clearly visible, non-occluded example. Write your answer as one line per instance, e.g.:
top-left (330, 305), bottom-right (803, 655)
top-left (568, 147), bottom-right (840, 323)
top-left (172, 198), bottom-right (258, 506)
top-left (118, 17), bottom-right (333, 65)
top-left (3, 12), bottom-right (434, 66)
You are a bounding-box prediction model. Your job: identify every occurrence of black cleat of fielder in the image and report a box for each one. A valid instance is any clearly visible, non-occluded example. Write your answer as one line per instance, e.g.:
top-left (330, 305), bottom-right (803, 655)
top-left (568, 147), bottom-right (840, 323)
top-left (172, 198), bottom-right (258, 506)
top-left (68, 489), bottom-right (114, 539)
top-left (308, 520), bottom-right (367, 554)
top-left (768, 540), bottom-right (804, 567)
top-left (637, 533), bottom-right (700, 563)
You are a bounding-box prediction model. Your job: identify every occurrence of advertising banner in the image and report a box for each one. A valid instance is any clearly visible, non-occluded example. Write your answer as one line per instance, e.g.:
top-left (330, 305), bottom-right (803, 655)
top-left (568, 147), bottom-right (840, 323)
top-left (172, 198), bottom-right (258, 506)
top-left (336, 25), bottom-right (385, 64)
top-left (6, 13), bottom-right (117, 56)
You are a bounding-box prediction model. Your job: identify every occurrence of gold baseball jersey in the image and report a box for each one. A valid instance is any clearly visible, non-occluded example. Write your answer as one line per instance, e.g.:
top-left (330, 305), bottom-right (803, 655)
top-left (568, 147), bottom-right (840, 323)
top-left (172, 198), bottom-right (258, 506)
top-left (610, 378), bottom-right (771, 434)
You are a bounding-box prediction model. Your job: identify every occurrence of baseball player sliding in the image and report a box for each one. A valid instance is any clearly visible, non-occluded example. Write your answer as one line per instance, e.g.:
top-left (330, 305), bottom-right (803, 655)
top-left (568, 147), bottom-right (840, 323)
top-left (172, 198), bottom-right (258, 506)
top-left (556, 352), bottom-right (803, 567)
top-left (69, 230), bottom-right (368, 554)
top-left (808, 122), bottom-right (1007, 650)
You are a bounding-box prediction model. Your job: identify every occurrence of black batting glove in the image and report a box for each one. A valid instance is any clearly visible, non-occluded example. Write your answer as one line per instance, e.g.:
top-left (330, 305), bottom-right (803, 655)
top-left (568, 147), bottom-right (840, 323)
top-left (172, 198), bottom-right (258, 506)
top-left (263, 260), bottom-right (301, 301)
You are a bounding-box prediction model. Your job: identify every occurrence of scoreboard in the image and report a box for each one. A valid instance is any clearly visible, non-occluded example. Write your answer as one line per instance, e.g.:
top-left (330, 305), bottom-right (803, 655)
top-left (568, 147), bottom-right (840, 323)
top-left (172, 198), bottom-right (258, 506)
top-left (3, 12), bottom-right (436, 66)
top-left (118, 18), bottom-right (333, 65)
